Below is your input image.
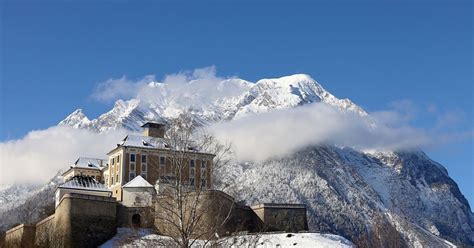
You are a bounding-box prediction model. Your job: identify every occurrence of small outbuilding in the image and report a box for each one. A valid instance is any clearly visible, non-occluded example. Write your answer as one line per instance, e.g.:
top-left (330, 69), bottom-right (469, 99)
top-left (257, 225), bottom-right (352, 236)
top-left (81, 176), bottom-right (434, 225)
top-left (117, 175), bottom-right (156, 228)
top-left (121, 175), bottom-right (156, 207)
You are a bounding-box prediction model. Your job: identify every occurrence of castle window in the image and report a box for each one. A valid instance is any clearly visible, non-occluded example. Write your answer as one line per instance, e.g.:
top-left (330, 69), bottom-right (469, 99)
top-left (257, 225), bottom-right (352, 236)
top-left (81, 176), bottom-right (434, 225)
top-left (160, 156), bottom-right (165, 165)
top-left (111, 157), bottom-right (115, 165)
top-left (130, 154), bottom-right (136, 162)
top-left (141, 173), bottom-right (147, 180)
top-left (142, 164), bottom-right (147, 172)
top-left (141, 155), bottom-right (147, 163)
top-left (117, 155), bottom-right (120, 164)
top-left (190, 159), bottom-right (195, 187)
top-left (190, 162), bottom-right (195, 176)
top-left (130, 163), bottom-right (135, 171)
top-left (116, 174), bottom-right (119, 183)
top-left (129, 172), bottom-right (136, 180)
top-left (111, 177), bottom-right (114, 184)
top-left (200, 161), bottom-right (207, 188)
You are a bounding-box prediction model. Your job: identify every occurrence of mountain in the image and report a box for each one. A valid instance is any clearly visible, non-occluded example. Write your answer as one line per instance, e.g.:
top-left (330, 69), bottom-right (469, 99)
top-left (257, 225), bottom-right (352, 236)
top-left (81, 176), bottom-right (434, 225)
top-left (6, 74), bottom-right (472, 247)
top-left (0, 172), bottom-right (63, 231)
top-left (59, 74), bottom-right (367, 132)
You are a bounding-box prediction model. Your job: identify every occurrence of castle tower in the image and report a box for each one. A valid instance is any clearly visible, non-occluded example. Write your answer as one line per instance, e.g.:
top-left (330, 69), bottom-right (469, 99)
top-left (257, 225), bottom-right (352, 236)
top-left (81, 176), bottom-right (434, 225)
top-left (141, 122), bottom-right (167, 138)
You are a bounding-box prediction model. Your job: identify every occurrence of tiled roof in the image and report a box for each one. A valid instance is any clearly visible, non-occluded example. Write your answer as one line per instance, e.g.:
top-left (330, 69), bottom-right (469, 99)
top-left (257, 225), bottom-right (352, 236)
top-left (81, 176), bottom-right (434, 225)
top-left (59, 176), bottom-right (110, 192)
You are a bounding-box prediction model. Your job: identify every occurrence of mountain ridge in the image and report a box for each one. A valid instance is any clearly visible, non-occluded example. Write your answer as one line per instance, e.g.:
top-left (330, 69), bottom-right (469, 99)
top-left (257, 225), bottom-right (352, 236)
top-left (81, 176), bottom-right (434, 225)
top-left (59, 74), bottom-right (368, 132)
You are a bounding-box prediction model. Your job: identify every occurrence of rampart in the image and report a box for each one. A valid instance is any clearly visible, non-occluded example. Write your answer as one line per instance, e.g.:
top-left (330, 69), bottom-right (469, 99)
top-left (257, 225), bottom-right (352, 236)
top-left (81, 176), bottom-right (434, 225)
top-left (34, 214), bottom-right (55, 247)
top-left (54, 193), bottom-right (117, 248)
top-left (4, 224), bottom-right (36, 248)
top-left (4, 190), bottom-right (308, 247)
top-left (251, 203), bottom-right (308, 232)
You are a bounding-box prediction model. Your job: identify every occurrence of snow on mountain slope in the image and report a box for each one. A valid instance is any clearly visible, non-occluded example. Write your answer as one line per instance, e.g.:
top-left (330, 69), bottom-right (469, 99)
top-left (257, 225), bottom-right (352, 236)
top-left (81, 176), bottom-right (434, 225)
top-left (232, 74), bottom-right (367, 119)
top-left (58, 109), bottom-right (90, 128)
top-left (221, 146), bottom-right (472, 247)
top-left (0, 172), bottom-right (63, 232)
top-left (59, 74), bottom-right (367, 132)
top-left (46, 74), bottom-right (474, 246)
top-left (0, 183), bottom-right (39, 213)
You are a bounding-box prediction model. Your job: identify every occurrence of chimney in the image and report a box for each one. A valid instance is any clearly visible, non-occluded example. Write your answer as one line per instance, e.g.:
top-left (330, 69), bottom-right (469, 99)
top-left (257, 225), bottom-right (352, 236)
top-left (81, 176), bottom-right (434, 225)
top-left (141, 122), bottom-right (167, 138)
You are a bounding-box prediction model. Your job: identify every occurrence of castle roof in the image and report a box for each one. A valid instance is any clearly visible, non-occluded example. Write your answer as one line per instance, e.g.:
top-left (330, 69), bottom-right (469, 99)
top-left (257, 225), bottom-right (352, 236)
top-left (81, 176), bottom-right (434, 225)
top-left (71, 157), bottom-right (107, 170)
top-left (123, 175), bottom-right (154, 188)
top-left (141, 121), bottom-right (167, 128)
top-left (59, 176), bottom-right (110, 192)
top-left (119, 135), bottom-right (168, 149)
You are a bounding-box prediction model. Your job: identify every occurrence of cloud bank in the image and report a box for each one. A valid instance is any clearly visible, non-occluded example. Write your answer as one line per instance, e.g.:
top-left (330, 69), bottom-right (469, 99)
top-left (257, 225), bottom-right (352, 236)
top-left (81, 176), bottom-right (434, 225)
top-left (210, 102), bottom-right (433, 161)
top-left (0, 126), bottom-right (128, 185)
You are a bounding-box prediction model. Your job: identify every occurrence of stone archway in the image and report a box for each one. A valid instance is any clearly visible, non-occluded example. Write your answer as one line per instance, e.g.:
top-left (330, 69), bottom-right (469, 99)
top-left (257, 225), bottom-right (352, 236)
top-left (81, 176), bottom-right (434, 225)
top-left (132, 213), bottom-right (141, 228)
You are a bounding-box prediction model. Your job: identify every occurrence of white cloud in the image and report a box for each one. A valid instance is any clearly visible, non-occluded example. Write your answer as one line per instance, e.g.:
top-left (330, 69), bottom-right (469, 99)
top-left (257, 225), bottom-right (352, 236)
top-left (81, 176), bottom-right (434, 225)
top-left (91, 75), bottom-right (156, 102)
top-left (0, 126), bottom-right (128, 185)
top-left (91, 66), bottom-right (251, 108)
top-left (210, 103), bottom-right (432, 161)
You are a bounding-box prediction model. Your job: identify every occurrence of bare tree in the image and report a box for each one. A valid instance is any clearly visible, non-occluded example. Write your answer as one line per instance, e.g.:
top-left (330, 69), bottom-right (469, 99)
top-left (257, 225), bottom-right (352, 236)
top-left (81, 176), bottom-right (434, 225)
top-left (153, 113), bottom-right (235, 248)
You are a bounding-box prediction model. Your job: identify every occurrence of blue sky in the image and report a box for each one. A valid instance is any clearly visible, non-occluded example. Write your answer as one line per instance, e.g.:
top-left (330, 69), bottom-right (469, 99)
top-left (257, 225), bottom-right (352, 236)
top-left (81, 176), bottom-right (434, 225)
top-left (1, 1), bottom-right (472, 204)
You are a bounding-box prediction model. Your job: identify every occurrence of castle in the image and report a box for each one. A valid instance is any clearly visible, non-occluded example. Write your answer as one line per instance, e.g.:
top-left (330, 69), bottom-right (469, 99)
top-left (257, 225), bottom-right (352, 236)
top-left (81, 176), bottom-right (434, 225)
top-left (3, 122), bottom-right (308, 248)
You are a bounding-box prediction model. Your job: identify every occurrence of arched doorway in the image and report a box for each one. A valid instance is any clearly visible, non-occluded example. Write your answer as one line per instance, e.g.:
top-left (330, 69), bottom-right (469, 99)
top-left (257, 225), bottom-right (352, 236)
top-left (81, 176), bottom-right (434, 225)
top-left (132, 213), bottom-right (141, 228)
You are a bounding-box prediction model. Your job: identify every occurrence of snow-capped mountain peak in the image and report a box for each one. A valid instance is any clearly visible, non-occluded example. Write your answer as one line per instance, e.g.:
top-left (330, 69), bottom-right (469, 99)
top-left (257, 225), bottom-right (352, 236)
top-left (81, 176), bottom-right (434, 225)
top-left (58, 109), bottom-right (90, 128)
top-left (59, 74), bottom-right (368, 132)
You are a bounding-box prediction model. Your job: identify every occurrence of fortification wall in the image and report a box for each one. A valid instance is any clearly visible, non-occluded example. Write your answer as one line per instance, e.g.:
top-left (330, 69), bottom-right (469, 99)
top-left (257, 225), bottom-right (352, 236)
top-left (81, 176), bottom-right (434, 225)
top-left (117, 205), bottom-right (155, 228)
top-left (227, 205), bottom-right (263, 234)
top-left (155, 190), bottom-right (264, 238)
top-left (251, 203), bottom-right (308, 232)
top-left (54, 193), bottom-right (117, 248)
top-left (34, 214), bottom-right (55, 248)
top-left (4, 224), bottom-right (35, 248)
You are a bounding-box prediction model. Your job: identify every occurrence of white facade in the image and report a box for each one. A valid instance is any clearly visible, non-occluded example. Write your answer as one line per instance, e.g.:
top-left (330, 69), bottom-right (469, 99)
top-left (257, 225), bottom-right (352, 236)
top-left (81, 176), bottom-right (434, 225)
top-left (121, 175), bottom-right (156, 207)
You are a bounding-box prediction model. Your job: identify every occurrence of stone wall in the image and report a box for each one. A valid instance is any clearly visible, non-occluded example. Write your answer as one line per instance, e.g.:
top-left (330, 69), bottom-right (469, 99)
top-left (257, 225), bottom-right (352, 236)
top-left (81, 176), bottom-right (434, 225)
top-left (4, 224), bottom-right (35, 248)
top-left (34, 214), bottom-right (55, 248)
top-left (227, 204), bottom-right (263, 234)
top-left (117, 205), bottom-right (155, 228)
top-left (155, 190), bottom-right (264, 239)
top-left (251, 203), bottom-right (308, 232)
top-left (54, 193), bottom-right (117, 248)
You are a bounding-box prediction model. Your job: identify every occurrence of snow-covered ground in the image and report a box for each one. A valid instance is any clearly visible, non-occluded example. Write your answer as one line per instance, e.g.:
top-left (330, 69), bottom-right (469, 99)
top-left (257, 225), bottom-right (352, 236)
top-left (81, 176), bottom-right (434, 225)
top-left (99, 228), bottom-right (354, 248)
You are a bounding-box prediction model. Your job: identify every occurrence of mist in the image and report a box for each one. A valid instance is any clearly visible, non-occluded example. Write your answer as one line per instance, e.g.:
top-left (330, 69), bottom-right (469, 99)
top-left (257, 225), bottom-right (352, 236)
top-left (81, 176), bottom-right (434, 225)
top-left (210, 102), bottom-right (431, 161)
top-left (0, 126), bottom-right (128, 185)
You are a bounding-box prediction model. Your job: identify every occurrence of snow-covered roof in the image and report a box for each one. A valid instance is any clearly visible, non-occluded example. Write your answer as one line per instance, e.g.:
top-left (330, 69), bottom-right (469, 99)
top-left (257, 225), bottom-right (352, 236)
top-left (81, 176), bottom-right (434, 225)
top-left (119, 135), bottom-right (169, 149)
top-left (59, 176), bottom-right (110, 192)
top-left (123, 175), bottom-right (153, 188)
top-left (72, 157), bottom-right (107, 170)
top-left (141, 121), bottom-right (167, 128)
top-left (115, 135), bottom-right (213, 156)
